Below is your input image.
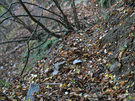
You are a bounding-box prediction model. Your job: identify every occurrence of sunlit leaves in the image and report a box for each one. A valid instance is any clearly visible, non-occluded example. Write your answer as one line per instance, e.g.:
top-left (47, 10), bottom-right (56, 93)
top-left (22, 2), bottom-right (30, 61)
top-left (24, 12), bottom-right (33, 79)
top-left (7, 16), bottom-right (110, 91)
top-left (31, 0), bottom-right (36, 3)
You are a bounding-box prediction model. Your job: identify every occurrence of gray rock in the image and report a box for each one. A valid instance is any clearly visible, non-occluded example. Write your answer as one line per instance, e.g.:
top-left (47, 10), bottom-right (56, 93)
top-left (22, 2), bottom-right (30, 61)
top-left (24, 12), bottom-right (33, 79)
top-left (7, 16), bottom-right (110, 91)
top-left (52, 70), bottom-right (58, 75)
top-left (109, 61), bottom-right (120, 72)
top-left (54, 61), bottom-right (66, 70)
top-left (73, 59), bottom-right (82, 65)
top-left (26, 83), bottom-right (40, 101)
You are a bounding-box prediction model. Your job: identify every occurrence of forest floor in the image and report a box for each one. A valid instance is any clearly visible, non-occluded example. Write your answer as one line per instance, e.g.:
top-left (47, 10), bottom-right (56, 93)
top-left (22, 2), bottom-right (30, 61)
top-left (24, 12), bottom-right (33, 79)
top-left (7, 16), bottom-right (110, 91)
top-left (0, 1), bottom-right (135, 101)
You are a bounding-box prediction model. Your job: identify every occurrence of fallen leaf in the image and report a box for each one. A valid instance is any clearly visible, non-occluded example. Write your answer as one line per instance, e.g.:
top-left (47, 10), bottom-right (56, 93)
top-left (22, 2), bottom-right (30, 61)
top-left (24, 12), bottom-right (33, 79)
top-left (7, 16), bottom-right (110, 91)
top-left (131, 61), bottom-right (134, 66)
top-left (118, 51), bottom-right (123, 61)
top-left (108, 51), bottom-right (113, 55)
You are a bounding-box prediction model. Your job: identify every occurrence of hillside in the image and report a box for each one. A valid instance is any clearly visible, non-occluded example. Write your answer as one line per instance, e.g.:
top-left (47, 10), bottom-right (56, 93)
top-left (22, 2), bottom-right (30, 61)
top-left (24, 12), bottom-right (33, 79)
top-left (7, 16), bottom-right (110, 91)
top-left (0, 0), bottom-right (135, 101)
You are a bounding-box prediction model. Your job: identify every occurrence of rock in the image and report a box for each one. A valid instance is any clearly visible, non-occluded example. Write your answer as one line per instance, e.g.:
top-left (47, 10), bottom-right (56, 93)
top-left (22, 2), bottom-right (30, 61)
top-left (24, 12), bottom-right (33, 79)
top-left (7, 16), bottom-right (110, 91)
top-left (54, 61), bottom-right (66, 70)
top-left (52, 70), bottom-right (58, 75)
top-left (26, 83), bottom-right (40, 101)
top-left (109, 61), bottom-right (120, 72)
top-left (73, 59), bottom-right (82, 65)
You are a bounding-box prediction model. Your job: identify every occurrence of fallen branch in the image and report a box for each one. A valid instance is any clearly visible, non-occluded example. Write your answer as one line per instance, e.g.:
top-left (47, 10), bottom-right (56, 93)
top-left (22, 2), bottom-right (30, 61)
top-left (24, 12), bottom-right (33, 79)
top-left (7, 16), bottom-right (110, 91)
top-left (41, 83), bottom-right (62, 86)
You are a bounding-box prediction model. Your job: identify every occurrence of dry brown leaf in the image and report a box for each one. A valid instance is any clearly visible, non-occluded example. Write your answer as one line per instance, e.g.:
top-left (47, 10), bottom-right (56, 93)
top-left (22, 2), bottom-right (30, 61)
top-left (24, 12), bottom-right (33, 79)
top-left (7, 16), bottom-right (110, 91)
top-left (131, 61), bottom-right (134, 66)
top-left (118, 51), bottom-right (123, 61)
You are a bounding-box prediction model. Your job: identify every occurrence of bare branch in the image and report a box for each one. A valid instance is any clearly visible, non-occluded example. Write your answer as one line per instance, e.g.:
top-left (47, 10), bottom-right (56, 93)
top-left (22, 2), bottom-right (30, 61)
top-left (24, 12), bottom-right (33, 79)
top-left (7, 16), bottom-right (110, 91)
top-left (14, 15), bottom-right (67, 28)
top-left (0, 2), bottom-right (63, 19)
top-left (30, 35), bottom-right (50, 51)
top-left (0, 30), bottom-right (8, 41)
top-left (20, 15), bottom-right (41, 76)
top-left (52, 0), bottom-right (74, 30)
top-left (20, 34), bottom-right (50, 76)
top-left (71, 0), bottom-right (80, 30)
top-left (0, 39), bottom-right (27, 45)
top-left (0, 2), bottom-right (34, 33)
top-left (0, 35), bottom-right (42, 45)
top-left (19, 0), bottom-right (61, 38)
top-left (20, 41), bottom-right (30, 76)
top-left (0, 14), bottom-right (67, 27)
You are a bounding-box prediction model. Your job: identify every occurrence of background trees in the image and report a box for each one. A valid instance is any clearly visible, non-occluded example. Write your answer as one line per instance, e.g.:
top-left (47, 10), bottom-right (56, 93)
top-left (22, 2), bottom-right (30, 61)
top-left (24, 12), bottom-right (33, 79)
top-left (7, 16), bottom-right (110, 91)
top-left (0, 0), bottom-right (82, 77)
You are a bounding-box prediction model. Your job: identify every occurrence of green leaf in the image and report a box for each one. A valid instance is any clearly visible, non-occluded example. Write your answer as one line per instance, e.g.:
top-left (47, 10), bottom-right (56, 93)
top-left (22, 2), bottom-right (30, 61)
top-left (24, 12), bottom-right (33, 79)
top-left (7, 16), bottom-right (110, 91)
top-left (59, 46), bottom-right (63, 50)
top-left (76, 69), bottom-right (80, 74)
top-left (129, 33), bottom-right (134, 37)
top-left (47, 85), bottom-right (50, 88)
top-left (124, 44), bottom-right (127, 48)
top-left (72, 80), bottom-right (75, 84)
top-left (126, 85), bottom-right (130, 89)
top-left (128, 96), bottom-right (132, 101)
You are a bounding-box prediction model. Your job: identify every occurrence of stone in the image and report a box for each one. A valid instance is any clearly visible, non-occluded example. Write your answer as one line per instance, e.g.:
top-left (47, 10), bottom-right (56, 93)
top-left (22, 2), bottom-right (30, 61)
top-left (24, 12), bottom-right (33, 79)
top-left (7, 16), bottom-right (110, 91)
top-left (54, 61), bottom-right (66, 70)
top-left (73, 59), bottom-right (82, 65)
top-left (26, 83), bottom-right (40, 101)
top-left (109, 61), bottom-right (120, 72)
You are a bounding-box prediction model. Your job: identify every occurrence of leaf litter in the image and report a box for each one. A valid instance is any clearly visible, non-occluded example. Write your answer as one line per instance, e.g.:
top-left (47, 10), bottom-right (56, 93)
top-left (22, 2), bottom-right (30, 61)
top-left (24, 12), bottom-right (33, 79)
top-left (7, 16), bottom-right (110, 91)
top-left (0, 1), bottom-right (135, 101)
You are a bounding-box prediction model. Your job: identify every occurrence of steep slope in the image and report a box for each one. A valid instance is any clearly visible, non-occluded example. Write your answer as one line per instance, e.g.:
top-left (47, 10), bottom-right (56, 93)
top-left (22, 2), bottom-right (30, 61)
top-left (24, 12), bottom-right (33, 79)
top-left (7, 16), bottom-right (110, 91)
top-left (0, 1), bottom-right (135, 101)
top-left (22, 4), bottom-right (135, 100)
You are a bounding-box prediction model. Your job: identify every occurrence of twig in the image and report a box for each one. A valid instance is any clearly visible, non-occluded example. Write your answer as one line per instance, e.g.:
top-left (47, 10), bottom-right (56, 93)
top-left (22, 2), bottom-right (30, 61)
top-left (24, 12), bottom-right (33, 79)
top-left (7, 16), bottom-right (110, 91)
top-left (0, 39), bottom-right (27, 45)
top-left (20, 34), bottom-right (50, 76)
top-left (0, 30), bottom-right (8, 41)
top-left (30, 35), bottom-right (50, 51)
top-left (20, 15), bottom-right (41, 76)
